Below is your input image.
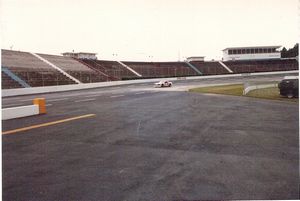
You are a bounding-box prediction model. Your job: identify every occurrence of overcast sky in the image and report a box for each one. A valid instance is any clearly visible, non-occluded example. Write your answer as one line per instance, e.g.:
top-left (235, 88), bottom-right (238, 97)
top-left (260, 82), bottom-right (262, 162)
top-left (0, 0), bottom-right (298, 61)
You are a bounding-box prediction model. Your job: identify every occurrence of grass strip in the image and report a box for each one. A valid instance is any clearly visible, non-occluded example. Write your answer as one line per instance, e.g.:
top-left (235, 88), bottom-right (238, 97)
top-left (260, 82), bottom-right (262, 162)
top-left (247, 87), bottom-right (298, 102)
top-left (189, 84), bottom-right (244, 96)
top-left (189, 84), bottom-right (298, 102)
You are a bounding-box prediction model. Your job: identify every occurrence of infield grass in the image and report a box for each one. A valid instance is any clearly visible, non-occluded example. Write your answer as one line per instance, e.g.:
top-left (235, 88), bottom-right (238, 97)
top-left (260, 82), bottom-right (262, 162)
top-left (189, 84), bottom-right (298, 103)
top-left (189, 84), bottom-right (244, 96)
top-left (247, 87), bottom-right (298, 102)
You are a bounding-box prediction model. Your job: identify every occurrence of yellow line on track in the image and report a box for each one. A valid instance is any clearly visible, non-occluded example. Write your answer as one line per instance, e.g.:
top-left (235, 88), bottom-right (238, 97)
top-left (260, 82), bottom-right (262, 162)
top-left (2, 114), bottom-right (96, 135)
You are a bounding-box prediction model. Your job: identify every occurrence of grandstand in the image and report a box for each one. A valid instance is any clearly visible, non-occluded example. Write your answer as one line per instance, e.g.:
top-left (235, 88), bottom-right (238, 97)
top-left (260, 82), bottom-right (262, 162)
top-left (189, 61), bottom-right (230, 75)
top-left (1, 48), bottom-right (298, 89)
top-left (121, 61), bottom-right (199, 78)
top-left (223, 59), bottom-right (298, 73)
top-left (1, 50), bottom-right (76, 88)
top-left (1, 71), bottom-right (23, 89)
top-left (37, 53), bottom-right (109, 83)
top-left (80, 59), bottom-right (138, 80)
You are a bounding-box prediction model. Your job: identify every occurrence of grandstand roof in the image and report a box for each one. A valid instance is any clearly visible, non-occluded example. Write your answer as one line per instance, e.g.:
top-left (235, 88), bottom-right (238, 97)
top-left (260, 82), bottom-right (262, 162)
top-left (222, 46), bottom-right (281, 51)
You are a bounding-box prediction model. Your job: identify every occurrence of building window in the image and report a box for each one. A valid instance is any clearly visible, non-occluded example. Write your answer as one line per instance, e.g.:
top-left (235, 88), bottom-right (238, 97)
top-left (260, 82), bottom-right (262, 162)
top-left (233, 50), bottom-right (237, 54)
top-left (229, 50), bottom-right (233, 55)
top-left (258, 49), bottom-right (262, 53)
top-left (268, 48), bottom-right (271, 53)
top-left (246, 49), bottom-right (250, 54)
top-left (237, 49), bottom-right (241, 54)
top-left (242, 49), bottom-right (246, 54)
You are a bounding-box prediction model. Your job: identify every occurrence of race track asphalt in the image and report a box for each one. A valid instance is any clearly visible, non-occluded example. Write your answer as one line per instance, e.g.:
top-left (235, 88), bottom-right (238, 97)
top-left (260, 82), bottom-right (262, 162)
top-left (2, 75), bottom-right (299, 200)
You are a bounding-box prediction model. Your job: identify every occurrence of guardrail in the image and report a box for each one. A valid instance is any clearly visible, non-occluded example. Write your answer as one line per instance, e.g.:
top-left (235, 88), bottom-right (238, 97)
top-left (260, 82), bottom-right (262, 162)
top-left (2, 70), bottom-right (298, 97)
top-left (243, 83), bottom-right (278, 95)
top-left (2, 98), bottom-right (46, 120)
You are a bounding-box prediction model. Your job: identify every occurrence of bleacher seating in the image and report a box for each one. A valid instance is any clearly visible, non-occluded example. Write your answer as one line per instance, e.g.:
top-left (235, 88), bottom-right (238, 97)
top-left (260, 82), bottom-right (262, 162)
top-left (2, 50), bottom-right (55, 70)
top-left (80, 59), bottom-right (138, 80)
top-left (2, 50), bottom-right (77, 87)
top-left (223, 59), bottom-right (298, 73)
top-left (11, 70), bottom-right (76, 87)
top-left (189, 61), bottom-right (229, 75)
top-left (2, 49), bottom-right (298, 89)
top-left (1, 72), bottom-right (23, 89)
top-left (122, 61), bottom-right (198, 78)
top-left (37, 53), bottom-right (108, 83)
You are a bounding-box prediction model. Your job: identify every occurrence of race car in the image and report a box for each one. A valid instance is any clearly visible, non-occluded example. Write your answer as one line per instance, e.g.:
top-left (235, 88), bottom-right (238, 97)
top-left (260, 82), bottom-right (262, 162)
top-left (154, 80), bottom-right (173, 87)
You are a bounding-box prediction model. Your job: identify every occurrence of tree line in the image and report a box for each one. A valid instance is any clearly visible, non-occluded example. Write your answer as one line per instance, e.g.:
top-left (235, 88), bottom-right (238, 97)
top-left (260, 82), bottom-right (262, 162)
top-left (281, 43), bottom-right (298, 58)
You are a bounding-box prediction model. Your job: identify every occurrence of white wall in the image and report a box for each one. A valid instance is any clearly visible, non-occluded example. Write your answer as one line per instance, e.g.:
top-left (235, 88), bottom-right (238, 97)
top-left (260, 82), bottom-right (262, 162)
top-left (2, 105), bottom-right (39, 120)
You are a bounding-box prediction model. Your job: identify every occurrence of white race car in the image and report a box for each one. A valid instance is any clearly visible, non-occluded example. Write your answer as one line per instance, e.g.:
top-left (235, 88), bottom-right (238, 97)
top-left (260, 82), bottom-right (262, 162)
top-left (154, 80), bottom-right (173, 87)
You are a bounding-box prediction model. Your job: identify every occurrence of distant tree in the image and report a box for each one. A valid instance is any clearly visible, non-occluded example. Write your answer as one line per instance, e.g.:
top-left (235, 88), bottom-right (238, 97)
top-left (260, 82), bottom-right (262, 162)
top-left (281, 43), bottom-right (298, 58)
top-left (281, 47), bottom-right (287, 58)
top-left (290, 43), bottom-right (298, 57)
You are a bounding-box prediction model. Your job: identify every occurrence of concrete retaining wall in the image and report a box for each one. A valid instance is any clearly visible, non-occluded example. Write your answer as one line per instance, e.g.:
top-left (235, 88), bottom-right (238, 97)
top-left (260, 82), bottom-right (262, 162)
top-left (2, 70), bottom-right (298, 97)
top-left (2, 105), bottom-right (39, 120)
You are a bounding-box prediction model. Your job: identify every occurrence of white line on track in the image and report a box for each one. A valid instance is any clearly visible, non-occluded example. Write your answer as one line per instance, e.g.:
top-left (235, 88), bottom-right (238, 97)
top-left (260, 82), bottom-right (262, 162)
top-left (46, 104), bottom-right (53, 107)
top-left (135, 92), bottom-right (146, 95)
top-left (84, 94), bottom-right (103, 98)
top-left (47, 98), bottom-right (69, 102)
top-left (3, 103), bottom-right (53, 108)
top-left (74, 98), bottom-right (96, 103)
top-left (110, 95), bottom-right (124, 98)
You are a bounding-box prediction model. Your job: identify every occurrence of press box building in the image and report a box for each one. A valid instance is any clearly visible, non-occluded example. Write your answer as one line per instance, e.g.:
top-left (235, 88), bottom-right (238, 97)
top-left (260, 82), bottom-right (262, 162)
top-left (222, 46), bottom-right (281, 61)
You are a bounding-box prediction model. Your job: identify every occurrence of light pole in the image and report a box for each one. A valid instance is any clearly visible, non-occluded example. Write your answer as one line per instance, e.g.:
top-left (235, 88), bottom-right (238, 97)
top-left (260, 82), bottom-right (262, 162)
top-left (112, 53), bottom-right (119, 77)
top-left (112, 53), bottom-right (118, 60)
top-left (148, 55), bottom-right (153, 62)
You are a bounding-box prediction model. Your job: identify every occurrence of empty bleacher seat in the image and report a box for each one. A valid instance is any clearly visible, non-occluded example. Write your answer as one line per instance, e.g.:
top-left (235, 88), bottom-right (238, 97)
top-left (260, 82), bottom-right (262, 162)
top-left (122, 61), bottom-right (198, 78)
top-left (80, 59), bottom-right (138, 80)
top-left (223, 59), bottom-right (298, 74)
top-left (2, 50), bottom-right (78, 87)
top-left (189, 61), bottom-right (229, 75)
top-left (1, 72), bottom-right (23, 89)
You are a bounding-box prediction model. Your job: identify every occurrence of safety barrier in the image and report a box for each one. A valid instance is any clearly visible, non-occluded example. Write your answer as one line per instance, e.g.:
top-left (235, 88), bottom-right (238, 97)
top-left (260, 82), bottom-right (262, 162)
top-left (243, 83), bottom-right (278, 95)
top-left (2, 98), bottom-right (46, 120)
top-left (2, 70), bottom-right (298, 97)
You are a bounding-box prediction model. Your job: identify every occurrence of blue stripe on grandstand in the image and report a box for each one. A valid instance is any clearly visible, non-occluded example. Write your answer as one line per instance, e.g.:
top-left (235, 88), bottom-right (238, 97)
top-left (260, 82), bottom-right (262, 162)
top-left (2, 67), bottom-right (31, 88)
top-left (185, 62), bottom-right (202, 75)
